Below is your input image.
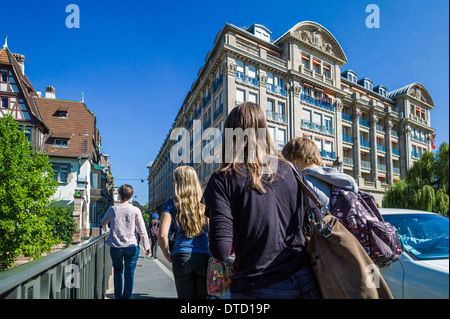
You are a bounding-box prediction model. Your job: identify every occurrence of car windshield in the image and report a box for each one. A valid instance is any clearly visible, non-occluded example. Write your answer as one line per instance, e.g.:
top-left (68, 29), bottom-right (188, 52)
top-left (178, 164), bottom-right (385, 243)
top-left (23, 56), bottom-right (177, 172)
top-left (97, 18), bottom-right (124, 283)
top-left (383, 213), bottom-right (449, 260)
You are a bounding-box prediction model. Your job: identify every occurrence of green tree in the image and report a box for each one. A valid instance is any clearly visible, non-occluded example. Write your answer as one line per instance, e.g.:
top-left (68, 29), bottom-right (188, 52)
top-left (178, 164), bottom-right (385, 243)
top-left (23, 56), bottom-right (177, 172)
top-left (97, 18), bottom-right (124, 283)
top-left (47, 201), bottom-right (76, 245)
top-left (383, 142), bottom-right (449, 216)
top-left (0, 114), bottom-right (58, 270)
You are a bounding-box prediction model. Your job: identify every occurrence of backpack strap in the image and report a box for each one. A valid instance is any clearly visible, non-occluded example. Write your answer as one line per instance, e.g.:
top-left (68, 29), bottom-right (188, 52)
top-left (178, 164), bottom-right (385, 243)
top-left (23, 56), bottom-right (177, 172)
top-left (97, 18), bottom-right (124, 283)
top-left (287, 162), bottom-right (331, 221)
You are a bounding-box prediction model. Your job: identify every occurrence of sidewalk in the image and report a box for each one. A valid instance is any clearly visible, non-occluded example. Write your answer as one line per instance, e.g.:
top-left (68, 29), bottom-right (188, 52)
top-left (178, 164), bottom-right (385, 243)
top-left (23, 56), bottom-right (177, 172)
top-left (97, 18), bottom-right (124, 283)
top-left (105, 247), bottom-right (177, 299)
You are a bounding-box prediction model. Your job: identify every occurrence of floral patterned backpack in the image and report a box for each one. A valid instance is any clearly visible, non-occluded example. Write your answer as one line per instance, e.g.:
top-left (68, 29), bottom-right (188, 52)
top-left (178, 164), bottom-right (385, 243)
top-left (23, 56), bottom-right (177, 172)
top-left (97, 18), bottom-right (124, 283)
top-left (206, 257), bottom-right (234, 296)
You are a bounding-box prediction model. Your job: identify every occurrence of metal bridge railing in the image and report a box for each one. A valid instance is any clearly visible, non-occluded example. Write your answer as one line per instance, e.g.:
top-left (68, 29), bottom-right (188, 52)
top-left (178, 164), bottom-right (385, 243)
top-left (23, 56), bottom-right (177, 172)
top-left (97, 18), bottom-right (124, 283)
top-left (0, 233), bottom-right (112, 299)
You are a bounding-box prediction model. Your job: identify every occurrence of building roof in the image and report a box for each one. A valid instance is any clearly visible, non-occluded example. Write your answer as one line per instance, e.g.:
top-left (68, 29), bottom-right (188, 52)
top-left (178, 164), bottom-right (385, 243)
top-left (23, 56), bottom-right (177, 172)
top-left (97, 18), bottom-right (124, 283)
top-left (33, 97), bottom-right (99, 158)
top-left (0, 44), bottom-right (48, 131)
top-left (387, 82), bottom-right (435, 107)
top-left (386, 84), bottom-right (412, 99)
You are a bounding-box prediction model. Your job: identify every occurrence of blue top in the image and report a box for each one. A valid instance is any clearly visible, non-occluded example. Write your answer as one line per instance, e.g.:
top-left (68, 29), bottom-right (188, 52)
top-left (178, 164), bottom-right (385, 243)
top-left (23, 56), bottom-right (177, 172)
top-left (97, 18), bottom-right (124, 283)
top-left (162, 198), bottom-right (210, 257)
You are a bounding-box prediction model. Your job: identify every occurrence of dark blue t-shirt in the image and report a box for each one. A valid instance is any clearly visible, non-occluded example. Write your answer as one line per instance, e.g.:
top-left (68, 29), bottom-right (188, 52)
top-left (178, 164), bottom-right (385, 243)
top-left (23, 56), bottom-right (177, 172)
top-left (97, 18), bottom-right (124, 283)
top-left (162, 198), bottom-right (210, 257)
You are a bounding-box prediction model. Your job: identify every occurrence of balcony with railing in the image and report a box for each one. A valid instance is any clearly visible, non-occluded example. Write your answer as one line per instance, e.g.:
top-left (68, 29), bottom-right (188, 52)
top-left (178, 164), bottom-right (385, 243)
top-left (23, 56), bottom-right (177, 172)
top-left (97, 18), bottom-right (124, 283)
top-left (320, 149), bottom-right (336, 159)
top-left (236, 71), bottom-right (259, 87)
top-left (361, 161), bottom-right (371, 169)
top-left (194, 107), bottom-right (201, 119)
top-left (267, 83), bottom-right (287, 97)
top-left (391, 130), bottom-right (399, 138)
top-left (359, 118), bottom-right (370, 128)
top-left (300, 93), bottom-right (335, 112)
top-left (203, 94), bottom-right (211, 107)
top-left (377, 164), bottom-right (387, 172)
top-left (203, 117), bottom-right (211, 129)
top-left (267, 110), bottom-right (287, 124)
top-left (342, 113), bottom-right (353, 122)
top-left (343, 134), bottom-right (353, 143)
top-left (411, 135), bottom-right (427, 144)
top-left (377, 145), bottom-right (386, 152)
top-left (392, 149), bottom-right (400, 156)
top-left (301, 119), bottom-right (335, 135)
top-left (393, 167), bottom-right (401, 175)
top-left (376, 124), bottom-right (385, 133)
top-left (360, 139), bottom-right (371, 148)
top-left (213, 104), bottom-right (223, 121)
top-left (343, 157), bottom-right (353, 165)
top-left (213, 76), bottom-right (223, 93)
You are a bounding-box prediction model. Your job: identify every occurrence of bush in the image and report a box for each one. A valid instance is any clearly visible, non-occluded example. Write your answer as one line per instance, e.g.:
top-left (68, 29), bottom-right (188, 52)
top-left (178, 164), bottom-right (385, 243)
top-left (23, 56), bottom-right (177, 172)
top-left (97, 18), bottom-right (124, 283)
top-left (47, 201), bottom-right (76, 245)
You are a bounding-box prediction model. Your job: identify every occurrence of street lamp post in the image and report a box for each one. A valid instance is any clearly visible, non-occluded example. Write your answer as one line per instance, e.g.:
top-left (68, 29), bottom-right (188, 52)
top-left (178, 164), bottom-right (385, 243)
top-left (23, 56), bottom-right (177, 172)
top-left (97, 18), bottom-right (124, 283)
top-left (333, 156), bottom-right (343, 173)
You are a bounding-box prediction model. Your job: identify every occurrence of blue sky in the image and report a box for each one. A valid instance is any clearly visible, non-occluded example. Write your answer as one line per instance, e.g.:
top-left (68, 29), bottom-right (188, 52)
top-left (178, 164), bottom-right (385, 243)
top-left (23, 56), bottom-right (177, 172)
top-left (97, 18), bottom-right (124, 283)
top-left (1, 0), bottom-right (448, 204)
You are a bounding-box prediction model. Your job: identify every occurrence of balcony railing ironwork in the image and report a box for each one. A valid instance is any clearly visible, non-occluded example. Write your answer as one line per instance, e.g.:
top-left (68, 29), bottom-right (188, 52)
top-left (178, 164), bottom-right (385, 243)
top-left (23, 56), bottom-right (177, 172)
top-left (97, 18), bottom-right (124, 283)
top-left (301, 119), bottom-right (335, 135)
top-left (300, 93), bottom-right (335, 112)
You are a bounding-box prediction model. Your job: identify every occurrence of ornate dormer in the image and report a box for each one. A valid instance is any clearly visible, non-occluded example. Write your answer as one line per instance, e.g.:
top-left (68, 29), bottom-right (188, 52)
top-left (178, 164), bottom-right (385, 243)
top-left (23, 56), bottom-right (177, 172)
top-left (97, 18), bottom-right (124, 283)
top-left (276, 21), bottom-right (347, 66)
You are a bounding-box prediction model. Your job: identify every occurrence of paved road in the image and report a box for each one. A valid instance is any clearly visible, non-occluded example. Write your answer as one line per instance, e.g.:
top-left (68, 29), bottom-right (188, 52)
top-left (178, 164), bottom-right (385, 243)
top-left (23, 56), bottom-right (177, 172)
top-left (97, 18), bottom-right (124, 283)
top-left (105, 246), bottom-right (178, 299)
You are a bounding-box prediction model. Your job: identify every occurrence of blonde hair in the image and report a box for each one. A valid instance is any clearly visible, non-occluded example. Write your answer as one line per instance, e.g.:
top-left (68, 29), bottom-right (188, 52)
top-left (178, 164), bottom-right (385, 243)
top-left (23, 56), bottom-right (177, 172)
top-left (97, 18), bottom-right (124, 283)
top-left (173, 165), bottom-right (207, 238)
top-left (282, 137), bottom-right (323, 166)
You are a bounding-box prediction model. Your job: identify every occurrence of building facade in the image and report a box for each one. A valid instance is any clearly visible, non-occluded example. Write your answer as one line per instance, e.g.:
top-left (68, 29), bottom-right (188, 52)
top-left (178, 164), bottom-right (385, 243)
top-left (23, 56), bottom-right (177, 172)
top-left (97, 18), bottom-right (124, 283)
top-left (35, 92), bottom-right (114, 241)
top-left (147, 21), bottom-right (435, 210)
top-left (0, 37), bottom-right (49, 152)
top-left (1, 37), bottom-right (114, 241)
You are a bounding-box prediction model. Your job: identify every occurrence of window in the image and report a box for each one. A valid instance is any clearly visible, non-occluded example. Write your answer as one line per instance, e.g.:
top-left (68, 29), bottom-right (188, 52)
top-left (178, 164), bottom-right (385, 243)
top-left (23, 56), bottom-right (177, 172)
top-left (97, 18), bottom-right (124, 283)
top-left (313, 112), bottom-right (322, 125)
top-left (236, 89), bottom-right (245, 104)
top-left (364, 80), bottom-right (373, 91)
top-left (277, 102), bottom-right (285, 115)
top-left (1, 97), bottom-right (8, 109)
top-left (277, 128), bottom-right (286, 148)
top-left (54, 139), bottom-right (69, 147)
top-left (248, 92), bottom-right (257, 103)
top-left (1, 73), bottom-right (7, 82)
top-left (267, 72), bottom-right (274, 86)
top-left (324, 140), bottom-right (333, 153)
top-left (313, 59), bottom-right (321, 74)
top-left (247, 65), bottom-right (256, 79)
top-left (275, 76), bottom-right (284, 88)
top-left (267, 99), bottom-right (275, 112)
top-left (91, 172), bottom-right (99, 189)
top-left (314, 89), bottom-right (323, 100)
top-left (314, 138), bottom-right (323, 151)
top-left (52, 164), bottom-right (69, 183)
top-left (324, 115), bottom-right (332, 129)
top-left (302, 54), bottom-right (310, 69)
top-left (323, 64), bottom-right (331, 78)
top-left (302, 109), bottom-right (312, 122)
top-left (236, 60), bottom-right (244, 74)
top-left (303, 86), bottom-right (312, 96)
top-left (58, 111), bottom-right (68, 119)
top-left (268, 126), bottom-right (275, 142)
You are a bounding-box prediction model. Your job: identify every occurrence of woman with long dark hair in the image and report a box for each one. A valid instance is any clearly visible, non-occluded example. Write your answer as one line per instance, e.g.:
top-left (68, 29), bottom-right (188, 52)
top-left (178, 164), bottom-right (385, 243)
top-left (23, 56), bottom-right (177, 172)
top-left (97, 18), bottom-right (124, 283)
top-left (202, 102), bottom-right (321, 299)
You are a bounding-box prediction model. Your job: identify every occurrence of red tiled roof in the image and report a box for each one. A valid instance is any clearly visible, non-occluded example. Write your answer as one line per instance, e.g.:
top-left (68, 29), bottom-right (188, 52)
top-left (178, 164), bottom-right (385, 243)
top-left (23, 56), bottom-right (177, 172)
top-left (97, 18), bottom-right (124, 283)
top-left (34, 97), bottom-right (99, 158)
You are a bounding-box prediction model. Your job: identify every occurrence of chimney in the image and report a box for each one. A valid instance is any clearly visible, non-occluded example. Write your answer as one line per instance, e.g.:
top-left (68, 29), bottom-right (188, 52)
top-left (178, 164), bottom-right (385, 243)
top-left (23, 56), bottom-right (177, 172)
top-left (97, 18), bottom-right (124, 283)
top-left (45, 86), bottom-right (56, 99)
top-left (12, 53), bottom-right (25, 74)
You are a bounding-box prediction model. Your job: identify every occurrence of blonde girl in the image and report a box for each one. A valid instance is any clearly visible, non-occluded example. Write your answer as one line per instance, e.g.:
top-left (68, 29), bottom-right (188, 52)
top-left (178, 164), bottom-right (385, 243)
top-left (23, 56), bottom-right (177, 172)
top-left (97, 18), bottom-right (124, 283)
top-left (158, 165), bottom-right (210, 299)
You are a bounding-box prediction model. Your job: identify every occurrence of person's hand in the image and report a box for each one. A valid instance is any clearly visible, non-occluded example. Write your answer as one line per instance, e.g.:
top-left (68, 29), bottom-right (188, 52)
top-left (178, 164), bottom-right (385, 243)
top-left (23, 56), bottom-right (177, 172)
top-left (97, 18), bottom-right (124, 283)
top-left (145, 249), bottom-right (151, 256)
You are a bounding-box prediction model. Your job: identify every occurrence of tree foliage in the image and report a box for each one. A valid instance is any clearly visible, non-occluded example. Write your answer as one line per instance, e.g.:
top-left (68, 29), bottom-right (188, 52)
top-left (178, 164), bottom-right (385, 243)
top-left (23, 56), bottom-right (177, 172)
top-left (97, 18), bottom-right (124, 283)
top-left (47, 201), bottom-right (76, 245)
top-left (0, 114), bottom-right (58, 270)
top-left (383, 142), bottom-right (449, 217)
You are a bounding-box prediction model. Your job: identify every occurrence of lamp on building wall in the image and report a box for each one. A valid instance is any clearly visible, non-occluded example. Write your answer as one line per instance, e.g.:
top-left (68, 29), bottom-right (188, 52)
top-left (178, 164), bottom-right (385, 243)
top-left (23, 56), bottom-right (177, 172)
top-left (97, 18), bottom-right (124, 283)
top-left (333, 156), bottom-right (343, 172)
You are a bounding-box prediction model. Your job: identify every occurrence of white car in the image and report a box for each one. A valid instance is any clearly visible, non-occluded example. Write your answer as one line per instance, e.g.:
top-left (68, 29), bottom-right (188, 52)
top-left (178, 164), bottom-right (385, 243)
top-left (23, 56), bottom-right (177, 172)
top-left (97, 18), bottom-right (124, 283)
top-left (379, 208), bottom-right (449, 299)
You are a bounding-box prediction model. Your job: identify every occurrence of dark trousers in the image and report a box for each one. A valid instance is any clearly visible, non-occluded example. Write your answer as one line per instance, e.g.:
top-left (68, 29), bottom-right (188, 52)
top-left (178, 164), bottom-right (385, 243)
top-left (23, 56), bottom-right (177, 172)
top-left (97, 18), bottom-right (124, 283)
top-left (171, 252), bottom-right (210, 299)
top-left (230, 263), bottom-right (322, 299)
top-left (150, 236), bottom-right (158, 257)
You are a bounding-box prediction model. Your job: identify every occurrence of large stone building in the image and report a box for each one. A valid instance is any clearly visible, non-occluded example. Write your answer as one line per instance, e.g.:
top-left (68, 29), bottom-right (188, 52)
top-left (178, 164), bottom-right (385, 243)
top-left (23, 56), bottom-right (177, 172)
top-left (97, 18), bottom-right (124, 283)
top-left (147, 21), bottom-right (435, 210)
